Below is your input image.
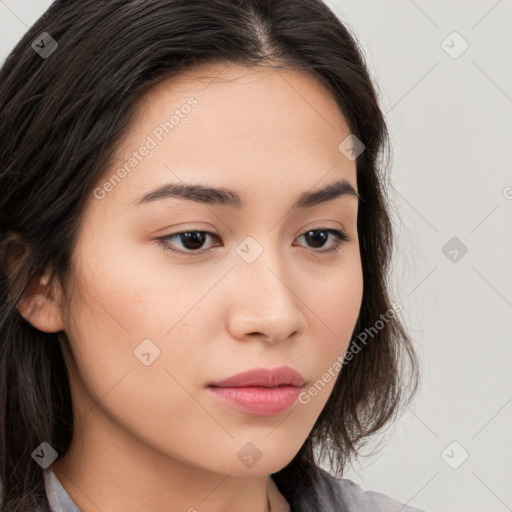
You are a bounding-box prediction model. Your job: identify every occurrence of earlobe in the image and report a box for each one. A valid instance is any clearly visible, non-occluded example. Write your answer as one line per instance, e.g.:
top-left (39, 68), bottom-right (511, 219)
top-left (16, 271), bottom-right (66, 333)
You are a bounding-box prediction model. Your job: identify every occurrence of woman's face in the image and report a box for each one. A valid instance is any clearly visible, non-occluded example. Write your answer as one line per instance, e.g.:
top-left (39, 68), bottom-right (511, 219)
top-left (51, 64), bottom-right (363, 478)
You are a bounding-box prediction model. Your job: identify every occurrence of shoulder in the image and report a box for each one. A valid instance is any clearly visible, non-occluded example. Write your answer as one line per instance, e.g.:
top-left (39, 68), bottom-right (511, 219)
top-left (301, 466), bottom-right (428, 512)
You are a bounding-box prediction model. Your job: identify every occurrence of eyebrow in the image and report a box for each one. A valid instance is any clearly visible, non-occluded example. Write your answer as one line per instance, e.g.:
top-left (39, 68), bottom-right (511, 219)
top-left (133, 177), bottom-right (360, 210)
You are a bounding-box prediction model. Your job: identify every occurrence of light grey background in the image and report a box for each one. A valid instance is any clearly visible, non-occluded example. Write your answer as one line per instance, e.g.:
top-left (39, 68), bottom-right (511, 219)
top-left (1, 1), bottom-right (511, 511)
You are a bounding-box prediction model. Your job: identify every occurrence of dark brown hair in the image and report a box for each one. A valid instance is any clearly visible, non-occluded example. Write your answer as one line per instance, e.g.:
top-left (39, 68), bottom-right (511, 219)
top-left (0, 0), bottom-right (419, 510)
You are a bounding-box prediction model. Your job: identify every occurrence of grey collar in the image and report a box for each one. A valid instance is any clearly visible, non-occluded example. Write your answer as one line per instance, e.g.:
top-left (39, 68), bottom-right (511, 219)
top-left (44, 468), bottom-right (82, 512)
top-left (43, 468), bottom-right (290, 512)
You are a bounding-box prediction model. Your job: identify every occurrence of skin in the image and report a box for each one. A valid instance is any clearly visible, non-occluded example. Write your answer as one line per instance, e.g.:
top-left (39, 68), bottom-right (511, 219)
top-left (20, 63), bottom-right (363, 512)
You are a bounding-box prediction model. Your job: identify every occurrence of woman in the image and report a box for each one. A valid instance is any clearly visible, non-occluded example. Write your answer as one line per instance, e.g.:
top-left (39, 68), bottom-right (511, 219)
top-left (0, 0), bottom-right (422, 510)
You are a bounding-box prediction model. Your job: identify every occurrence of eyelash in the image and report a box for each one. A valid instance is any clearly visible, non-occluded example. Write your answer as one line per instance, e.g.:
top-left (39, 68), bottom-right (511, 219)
top-left (154, 228), bottom-right (350, 258)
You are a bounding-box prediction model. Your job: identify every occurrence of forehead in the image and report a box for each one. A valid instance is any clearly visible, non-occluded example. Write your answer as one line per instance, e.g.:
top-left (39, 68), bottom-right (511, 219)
top-left (138, 62), bottom-right (346, 122)
top-left (94, 62), bottom-right (357, 215)
top-left (124, 61), bottom-right (350, 153)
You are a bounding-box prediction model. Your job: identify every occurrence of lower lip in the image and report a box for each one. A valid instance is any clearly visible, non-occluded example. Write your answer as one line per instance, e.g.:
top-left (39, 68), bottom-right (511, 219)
top-left (207, 385), bottom-right (302, 416)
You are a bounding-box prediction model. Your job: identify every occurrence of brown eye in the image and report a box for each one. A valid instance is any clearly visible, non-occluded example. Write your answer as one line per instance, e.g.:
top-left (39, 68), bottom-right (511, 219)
top-left (156, 230), bottom-right (221, 257)
top-left (295, 228), bottom-right (350, 253)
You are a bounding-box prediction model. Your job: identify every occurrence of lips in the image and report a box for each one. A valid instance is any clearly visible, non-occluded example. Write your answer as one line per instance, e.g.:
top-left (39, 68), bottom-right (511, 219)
top-left (206, 366), bottom-right (306, 416)
top-left (208, 366), bottom-right (306, 388)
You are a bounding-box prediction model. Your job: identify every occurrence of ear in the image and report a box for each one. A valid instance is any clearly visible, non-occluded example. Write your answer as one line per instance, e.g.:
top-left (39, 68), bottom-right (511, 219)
top-left (1, 232), bottom-right (66, 333)
top-left (17, 269), bottom-right (66, 333)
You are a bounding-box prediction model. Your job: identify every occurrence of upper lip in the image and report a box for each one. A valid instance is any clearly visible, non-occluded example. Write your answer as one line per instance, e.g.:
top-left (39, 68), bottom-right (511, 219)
top-left (208, 366), bottom-right (305, 388)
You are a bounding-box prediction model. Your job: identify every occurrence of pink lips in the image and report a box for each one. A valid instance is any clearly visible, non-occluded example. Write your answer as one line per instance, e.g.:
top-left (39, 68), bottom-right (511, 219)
top-left (207, 366), bottom-right (305, 416)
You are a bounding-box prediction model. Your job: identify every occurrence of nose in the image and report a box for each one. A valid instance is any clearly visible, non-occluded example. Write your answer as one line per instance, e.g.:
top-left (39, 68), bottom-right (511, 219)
top-left (226, 245), bottom-right (307, 344)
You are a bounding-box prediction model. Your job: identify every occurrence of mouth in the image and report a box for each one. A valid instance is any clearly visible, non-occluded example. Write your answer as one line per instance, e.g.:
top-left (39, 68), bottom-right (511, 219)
top-left (206, 366), bottom-right (305, 416)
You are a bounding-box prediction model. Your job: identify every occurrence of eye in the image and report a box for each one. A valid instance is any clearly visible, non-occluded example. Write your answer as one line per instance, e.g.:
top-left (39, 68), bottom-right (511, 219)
top-left (154, 228), bottom-right (350, 258)
top-left (155, 230), bottom-right (221, 257)
top-left (294, 228), bottom-right (350, 254)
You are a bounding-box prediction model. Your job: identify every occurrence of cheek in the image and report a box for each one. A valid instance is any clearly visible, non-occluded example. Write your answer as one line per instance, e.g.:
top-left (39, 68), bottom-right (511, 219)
top-left (303, 252), bottom-right (363, 349)
top-left (62, 264), bottom-right (238, 469)
top-left (69, 226), bottom-right (208, 336)
top-left (63, 235), bottom-right (229, 421)
top-left (64, 261), bottom-right (210, 386)
top-left (293, 253), bottom-right (363, 406)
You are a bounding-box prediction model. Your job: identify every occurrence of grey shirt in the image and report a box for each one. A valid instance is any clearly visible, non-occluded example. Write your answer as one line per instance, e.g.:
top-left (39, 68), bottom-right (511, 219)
top-left (40, 466), bottom-right (427, 512)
